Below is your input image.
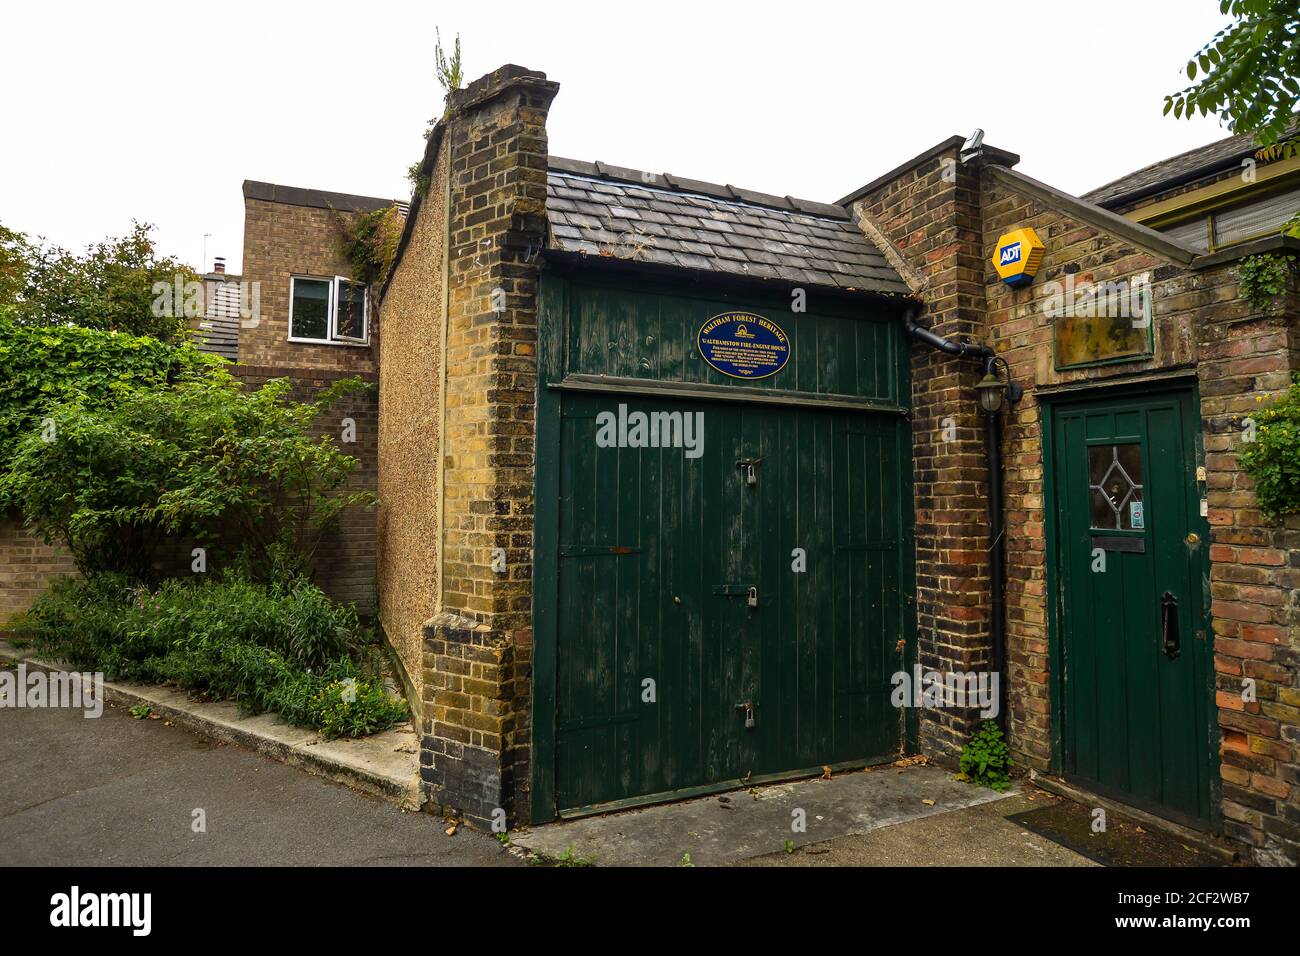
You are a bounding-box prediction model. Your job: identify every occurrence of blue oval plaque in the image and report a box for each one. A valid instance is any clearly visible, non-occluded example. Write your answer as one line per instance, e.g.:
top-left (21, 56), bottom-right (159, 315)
top-left (697, 312), bottom-right (790, 380)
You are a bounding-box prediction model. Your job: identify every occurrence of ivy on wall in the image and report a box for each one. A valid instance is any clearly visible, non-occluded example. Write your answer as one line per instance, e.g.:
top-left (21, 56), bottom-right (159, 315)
top-left (1236, 253), bottom-right (1296, 311)
top-left (1240, 376), bottom-right (1300, 520)
top-left (334, 205), bottom-right (405, 289)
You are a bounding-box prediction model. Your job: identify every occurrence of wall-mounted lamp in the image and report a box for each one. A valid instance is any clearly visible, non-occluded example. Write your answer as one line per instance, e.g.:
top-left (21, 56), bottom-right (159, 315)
top-left (975, 358), bottom-right (1023, 414)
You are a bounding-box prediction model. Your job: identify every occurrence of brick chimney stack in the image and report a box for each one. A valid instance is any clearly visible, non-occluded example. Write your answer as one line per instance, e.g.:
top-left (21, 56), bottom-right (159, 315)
top-left (212, 256), bottom-right (226, 275)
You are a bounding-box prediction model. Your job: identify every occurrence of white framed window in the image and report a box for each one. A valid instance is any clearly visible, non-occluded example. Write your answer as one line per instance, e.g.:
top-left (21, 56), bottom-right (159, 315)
top-left (288, 275), bottom-right (369, 345)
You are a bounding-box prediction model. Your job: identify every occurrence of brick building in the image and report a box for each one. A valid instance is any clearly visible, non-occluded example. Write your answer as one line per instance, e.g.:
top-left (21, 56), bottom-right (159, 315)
top-left (235, 181), bottom-right (404, 612)
top-left (369, 64), bottom-right (1298, 865)
top-left (3, 61), bottom-right (1296, 866)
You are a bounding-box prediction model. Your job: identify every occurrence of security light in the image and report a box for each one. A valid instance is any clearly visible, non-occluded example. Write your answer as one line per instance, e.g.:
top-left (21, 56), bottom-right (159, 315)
top-left (976, 370), bottom-right (1005, 413)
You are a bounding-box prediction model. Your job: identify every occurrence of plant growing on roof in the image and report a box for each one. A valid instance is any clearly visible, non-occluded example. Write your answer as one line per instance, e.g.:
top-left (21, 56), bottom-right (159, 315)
top-left (405, 29), bottom-right (464, 200)
top-left (435, 28), bottom-right (463, 118)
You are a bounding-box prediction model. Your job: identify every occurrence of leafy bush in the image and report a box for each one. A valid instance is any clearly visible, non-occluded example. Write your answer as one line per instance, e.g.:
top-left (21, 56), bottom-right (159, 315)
top-left (958, 720), bottom-right (1014, 792)
top-left (10, 576), bottom-right (407, 739)
top-left (130, 576), bottom-right (361, 669)
top-left (0, 320), bottom-right (217, 467)
top-left (1239, 376), bottom-right (1300, 520)
top-left (1, 365), bottom-right (376, 581)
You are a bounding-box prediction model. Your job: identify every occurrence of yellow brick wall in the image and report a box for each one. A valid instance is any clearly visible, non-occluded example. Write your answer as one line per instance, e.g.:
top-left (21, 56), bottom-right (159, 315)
top-left (239, 198), bottom-right (378, 375)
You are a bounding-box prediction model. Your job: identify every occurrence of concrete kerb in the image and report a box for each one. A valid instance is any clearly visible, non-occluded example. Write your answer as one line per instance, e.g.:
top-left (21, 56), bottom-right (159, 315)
top-left (0, 640), bottom-right (423, 809)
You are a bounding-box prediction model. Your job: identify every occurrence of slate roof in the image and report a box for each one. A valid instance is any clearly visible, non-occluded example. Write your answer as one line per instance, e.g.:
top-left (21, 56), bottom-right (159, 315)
top-left (1082, 123), bottom-right (1298, 208)
top-left (544, 158), bottom-right (910, 296)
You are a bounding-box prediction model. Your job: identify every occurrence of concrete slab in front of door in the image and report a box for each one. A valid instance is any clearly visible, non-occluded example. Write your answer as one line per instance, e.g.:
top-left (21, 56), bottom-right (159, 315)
top-left (512, 764), bottom-right (1020, 867)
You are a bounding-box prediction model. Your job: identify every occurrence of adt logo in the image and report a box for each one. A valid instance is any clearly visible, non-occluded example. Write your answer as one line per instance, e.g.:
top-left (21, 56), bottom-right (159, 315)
top-left (991, 227), bottom-right (1045, 287)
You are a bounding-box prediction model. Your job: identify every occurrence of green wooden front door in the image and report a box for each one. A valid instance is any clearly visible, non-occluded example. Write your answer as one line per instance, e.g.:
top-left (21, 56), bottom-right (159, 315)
top-left (1050, 387), bottom-right (1215, 826)
top-left (553, 393), bottom-right (905, 813)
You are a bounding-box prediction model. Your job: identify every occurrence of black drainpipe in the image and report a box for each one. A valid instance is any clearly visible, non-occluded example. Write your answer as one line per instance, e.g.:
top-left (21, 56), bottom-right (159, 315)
top-left (902, 307), bottom-right (1009, 731)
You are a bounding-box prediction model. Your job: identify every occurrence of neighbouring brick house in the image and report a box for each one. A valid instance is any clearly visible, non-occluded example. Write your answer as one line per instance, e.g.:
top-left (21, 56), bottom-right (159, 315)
top-left (236, 180), bottom-right (404, 613)
top-left (368, 63), bottom-right (1298, 865)
top-left (842, 134), bottom-right (1299, 863)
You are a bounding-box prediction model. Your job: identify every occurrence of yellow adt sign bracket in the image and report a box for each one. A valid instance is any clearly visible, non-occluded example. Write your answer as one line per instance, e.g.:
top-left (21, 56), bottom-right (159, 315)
top-left (992, 227), bottom-right (1045, 287)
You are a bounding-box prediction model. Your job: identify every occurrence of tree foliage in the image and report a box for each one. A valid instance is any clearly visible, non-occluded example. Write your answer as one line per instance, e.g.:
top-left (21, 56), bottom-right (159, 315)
top-left (1165, 1), bottom-right (1300, 145)
top-left (0, 220), bottom-right (195, 341)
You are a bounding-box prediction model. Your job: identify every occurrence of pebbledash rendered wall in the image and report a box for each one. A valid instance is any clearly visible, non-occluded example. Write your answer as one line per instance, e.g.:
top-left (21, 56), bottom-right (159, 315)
top-left (852, 138), bottom-right (1300, 865)
top-left (375, 137), bottom-right (451, 719)
top-left (379, 66), bottom-right (556, 824)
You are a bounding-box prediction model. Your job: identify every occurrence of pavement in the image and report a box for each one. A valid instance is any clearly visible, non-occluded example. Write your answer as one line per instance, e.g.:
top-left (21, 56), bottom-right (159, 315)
top-left (738, 791), bottom-right (1094, 866)
top-left (0, 640), bottom-right (418, 803)
top-left (1, 653), bottom-right (1095, 868)
top-left (512, 762), bottom-right (1093, 867)
top-left (0, 693), bottom-right (518, 866)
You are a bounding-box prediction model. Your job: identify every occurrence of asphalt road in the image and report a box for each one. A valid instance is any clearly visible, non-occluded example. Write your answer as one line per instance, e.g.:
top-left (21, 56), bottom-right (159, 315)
top-left (0, 695), bottom-right (518, 867)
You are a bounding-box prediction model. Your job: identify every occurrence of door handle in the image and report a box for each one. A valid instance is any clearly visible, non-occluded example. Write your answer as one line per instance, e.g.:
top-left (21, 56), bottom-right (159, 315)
top-left (1161, 591), bottom-right (1180, 661)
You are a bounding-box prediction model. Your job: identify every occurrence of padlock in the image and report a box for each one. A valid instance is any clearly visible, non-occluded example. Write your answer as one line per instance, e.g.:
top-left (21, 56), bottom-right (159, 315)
top-left (745, 463), bottom-right (757, 486)
top-left (743, 703), bottom-right (755, 729)
top-left (747, 586), bottom-right (758, 608)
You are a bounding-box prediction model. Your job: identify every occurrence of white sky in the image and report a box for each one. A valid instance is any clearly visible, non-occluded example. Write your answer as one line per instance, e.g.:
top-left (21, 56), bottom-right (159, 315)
top-left (1, 0), bottom-right (1236, 275)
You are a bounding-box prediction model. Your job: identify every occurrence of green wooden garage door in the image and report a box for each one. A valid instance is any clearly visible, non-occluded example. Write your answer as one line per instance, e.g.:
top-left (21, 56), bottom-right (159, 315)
top-left (533, 271), bottom-right (914, 818)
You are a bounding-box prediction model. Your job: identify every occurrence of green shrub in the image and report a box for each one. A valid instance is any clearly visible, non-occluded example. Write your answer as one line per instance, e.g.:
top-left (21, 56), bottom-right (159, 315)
top-left (0, 320), bottom-right (217, 468)
top-left (271, 670), bottom-right (409, 739)
top-left (958, 719), bottom-right (1014, 792)
top-left (1, 364), bottom-right (376, 581)
top-left (1239, 376), bottom-right (1300, 520)
top-left (135, 576), bottom-right (359, 669)
top-left (9, 573), bottom-right (141, 677)
top-left (12, 575), bottom-right (406, 739)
